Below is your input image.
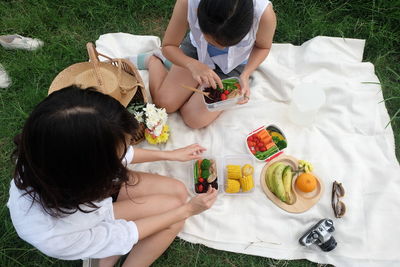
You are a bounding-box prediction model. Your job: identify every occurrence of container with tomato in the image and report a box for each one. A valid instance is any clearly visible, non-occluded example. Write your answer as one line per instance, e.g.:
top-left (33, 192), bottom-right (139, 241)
top-left (246, 125), bottom-right (287, 162)
top-left (191, 156), bottom-right (220, 194)
top-left (200, 77), bottom-right (244, 111)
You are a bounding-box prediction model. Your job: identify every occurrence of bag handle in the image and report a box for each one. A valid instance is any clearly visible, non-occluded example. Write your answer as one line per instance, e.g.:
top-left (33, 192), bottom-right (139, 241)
top-left (86, 42), bottom-right (141, 93)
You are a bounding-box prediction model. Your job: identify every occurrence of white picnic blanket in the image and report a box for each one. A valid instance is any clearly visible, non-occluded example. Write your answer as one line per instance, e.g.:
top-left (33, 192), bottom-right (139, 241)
top-left (96, 33), bottom-right (400, 267)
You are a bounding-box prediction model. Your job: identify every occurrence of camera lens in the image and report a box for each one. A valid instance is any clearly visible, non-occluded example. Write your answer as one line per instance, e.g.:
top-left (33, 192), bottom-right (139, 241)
top-left (319, 236), bottom-right (337, 252)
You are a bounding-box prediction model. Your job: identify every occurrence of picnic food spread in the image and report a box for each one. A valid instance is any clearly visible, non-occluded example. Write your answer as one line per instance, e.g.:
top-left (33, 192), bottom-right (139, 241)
top-left (247, 125), bottom-right (287, 161)
top-left (225, 164), bottom-right (254, 193)
top-left (203, 78), bottom-right (241, 103)
top-left (194, 158), bottom-right (218, 193)
top-left (189, 122), bottom-right (323, 213)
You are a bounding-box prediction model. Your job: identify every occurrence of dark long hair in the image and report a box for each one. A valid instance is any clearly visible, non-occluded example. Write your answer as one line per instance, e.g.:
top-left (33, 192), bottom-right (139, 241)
top-left (13, 86), bottom-right (138, 217)
top-left (198, 0), bottom-right (254, 47)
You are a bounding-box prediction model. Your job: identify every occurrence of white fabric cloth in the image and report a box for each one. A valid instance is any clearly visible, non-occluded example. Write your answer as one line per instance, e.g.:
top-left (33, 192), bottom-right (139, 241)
top-left (6, 147), bottom-right (139, 260)
top-left (95, 33), bottom-right (400, 267)
top-left (188, 0), bottom-right (270, 74)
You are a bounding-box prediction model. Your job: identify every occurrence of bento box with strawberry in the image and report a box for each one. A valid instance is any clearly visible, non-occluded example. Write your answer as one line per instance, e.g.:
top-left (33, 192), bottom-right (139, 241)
top-left (201, 77), bottom-right (244, 111)
top-left (246, 125), bottom-right (287, 162)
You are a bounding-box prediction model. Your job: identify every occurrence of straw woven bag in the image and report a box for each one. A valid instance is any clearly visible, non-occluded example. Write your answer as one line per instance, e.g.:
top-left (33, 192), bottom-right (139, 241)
top-left (86, 43), bottom-right (147, 145)
top-left (49, 42), bottom-right (147, 145)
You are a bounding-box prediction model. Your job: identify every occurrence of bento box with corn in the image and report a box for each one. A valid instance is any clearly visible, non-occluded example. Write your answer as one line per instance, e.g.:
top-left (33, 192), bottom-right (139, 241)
top-left (222, 155), bottom-right (255, 195)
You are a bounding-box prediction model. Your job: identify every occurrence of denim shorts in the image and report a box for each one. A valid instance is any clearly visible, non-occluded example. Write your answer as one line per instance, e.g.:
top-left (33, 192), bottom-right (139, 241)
top-left (180, 35), bottom-right (245, 79)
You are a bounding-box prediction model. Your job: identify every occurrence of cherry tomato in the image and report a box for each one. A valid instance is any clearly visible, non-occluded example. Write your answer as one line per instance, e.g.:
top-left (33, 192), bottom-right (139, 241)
top-left (224, 90), bottom-right (230, 95)
top-left (221, 94), bottom-right (227, 100)
top-left (198, 177), bottom-right (204, 183)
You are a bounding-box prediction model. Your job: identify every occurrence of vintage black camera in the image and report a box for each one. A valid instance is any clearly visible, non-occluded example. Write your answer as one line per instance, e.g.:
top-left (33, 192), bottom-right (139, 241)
top-left (299, 218), bottom-right (337, 252)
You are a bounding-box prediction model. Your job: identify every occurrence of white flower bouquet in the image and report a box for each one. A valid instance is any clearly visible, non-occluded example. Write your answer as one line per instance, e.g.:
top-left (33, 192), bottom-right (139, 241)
top-left (128, 103), bottom-right (169, 144)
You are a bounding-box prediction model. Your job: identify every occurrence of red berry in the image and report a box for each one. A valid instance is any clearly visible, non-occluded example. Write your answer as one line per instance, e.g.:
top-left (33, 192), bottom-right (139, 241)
top-left (198, 184), bottom-right (204, 192)
top-left (224, 90), bottom-right (230, 95)
top-left (198, 177), bottom-right (204, 183)
top-left (221, 94), bottom-right (227, 100)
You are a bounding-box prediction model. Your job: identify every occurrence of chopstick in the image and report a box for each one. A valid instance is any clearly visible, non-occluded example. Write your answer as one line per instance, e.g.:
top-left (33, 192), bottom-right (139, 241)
top-left (181, 84), bottom-right (211, 98)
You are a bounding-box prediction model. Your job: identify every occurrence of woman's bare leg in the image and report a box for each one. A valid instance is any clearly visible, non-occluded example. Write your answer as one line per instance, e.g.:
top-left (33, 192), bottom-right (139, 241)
top-left (113, 194), bottom-right (185, 267)
top-left (149, 61), bottom-right (198, 113)
top-left (147, 56), bottom-right (168, 100)
top-left (117, 171), bottom-right (188, 203)
top-left (98, 172), bottom-right (188, 267)
top-left (122, 219), bottom-right (183, 267)
top-left (179, 93), bottom-right (223, 129)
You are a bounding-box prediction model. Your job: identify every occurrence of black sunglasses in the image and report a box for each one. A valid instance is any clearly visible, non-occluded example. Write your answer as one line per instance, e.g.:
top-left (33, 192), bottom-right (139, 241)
top-left (331, 181), bottom-right (346, 218)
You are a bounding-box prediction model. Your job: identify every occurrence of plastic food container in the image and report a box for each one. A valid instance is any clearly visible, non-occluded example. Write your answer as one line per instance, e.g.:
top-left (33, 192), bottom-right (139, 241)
top-left (222, 154), bottom-right (255, 195)
top-left (246, 125), bottom-right (287, 162)
top-left (200, 77), bottom-right (244, 111)
top-left (190, 156), bottom-right (222, 195)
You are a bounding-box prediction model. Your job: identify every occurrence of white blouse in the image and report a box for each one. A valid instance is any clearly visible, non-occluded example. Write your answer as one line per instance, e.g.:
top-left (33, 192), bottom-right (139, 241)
top-left (7, 146), bottom-right (138, 260)
top-left (188, 0), bottom-right (271, 74)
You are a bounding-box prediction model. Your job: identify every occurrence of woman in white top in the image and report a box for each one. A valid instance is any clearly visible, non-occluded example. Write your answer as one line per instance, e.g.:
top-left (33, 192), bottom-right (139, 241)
top-left (7, 86), bottom-right (217, 266)
top-left (146, 0), bottom-right (276, 128)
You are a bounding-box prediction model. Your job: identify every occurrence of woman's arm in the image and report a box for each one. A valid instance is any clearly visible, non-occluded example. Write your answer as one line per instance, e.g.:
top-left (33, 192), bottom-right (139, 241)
top-left (135, 187), bottom-right (217, 239)
top-left (162, 0), bottom-right (223, 88)
top-left (239, 4), bottom-right (277, 104)
top-left (132, 144), bottom-right (206, 163)
top-left (162, 0), bottom-right (193, 68)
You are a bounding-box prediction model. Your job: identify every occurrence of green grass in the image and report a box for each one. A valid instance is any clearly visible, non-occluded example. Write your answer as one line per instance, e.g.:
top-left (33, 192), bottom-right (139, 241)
top-left (0, 0), bottom-right (399, 266)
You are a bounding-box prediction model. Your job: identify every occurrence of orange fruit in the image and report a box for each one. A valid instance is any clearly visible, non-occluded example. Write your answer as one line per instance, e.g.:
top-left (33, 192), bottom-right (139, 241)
top-left (296, 173), bottom-right (317, 192)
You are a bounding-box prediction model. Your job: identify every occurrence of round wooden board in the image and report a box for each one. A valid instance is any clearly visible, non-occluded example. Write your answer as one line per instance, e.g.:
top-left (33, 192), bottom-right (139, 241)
top-left (260, 155), bottom-right (324, 213)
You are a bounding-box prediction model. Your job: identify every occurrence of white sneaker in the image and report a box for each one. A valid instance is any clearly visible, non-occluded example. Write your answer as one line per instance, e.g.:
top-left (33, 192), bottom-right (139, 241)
top-left (0, 34), bottom-right (44, 51)
top-left (0, 64), bottom-right (11, 88)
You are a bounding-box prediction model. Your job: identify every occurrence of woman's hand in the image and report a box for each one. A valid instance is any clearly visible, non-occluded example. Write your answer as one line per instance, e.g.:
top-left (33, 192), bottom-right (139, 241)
top-left (187, 187), bottom-right (218, 215)
top-left (169, 143), bottom-right (206, 162)
top-left (186, 60), bottom-right (223, 89)
top-left (237, 73), bottom-right (250, 104)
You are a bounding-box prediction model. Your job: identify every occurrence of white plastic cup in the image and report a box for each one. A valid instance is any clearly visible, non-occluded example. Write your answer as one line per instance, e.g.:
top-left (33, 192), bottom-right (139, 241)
top-left (288, 83), bottom-right (326, 126)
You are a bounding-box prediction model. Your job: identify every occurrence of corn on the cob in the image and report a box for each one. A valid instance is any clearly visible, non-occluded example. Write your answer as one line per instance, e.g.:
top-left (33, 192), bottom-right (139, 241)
top-left (225, 178), bottom-right (241, 193)
top-left (241, 164), bottom-right (254, 176)
top-left (240, 175), bottom-right (254, 192)
top-left (226, 165), bottom-right (242, 179)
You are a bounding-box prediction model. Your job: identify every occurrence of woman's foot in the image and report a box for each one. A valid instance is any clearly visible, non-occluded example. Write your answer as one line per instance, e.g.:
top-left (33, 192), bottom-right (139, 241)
top-left (128, 49), bottom-right (172, 70)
